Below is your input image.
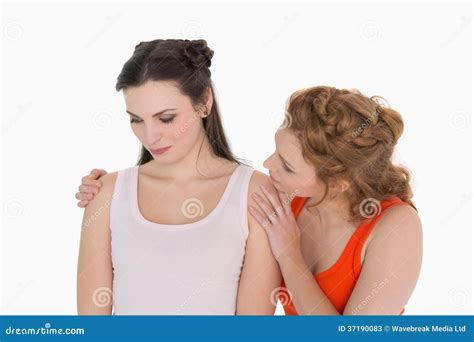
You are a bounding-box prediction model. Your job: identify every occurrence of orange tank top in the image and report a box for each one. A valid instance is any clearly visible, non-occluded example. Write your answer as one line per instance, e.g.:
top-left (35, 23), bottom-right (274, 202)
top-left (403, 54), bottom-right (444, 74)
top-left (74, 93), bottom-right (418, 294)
top-left (279, 196), bottom-right (408, 315)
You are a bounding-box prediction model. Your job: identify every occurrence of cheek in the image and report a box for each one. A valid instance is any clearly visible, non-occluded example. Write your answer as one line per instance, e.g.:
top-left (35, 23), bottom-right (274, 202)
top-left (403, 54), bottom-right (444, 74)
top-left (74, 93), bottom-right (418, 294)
top-left (289, 176), bottom-right (323, 198)
top-left (130, 124), bottom-right (144, 142)
top-left (168, 114), bottom-right (204, 151)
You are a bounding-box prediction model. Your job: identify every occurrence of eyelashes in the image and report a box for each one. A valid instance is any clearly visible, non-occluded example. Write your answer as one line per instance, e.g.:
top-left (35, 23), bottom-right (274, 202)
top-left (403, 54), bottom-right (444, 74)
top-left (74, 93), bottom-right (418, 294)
top-left (130, 116), bottom-right (176, 124)
top-left (282, 162), bottom-right (293, 173)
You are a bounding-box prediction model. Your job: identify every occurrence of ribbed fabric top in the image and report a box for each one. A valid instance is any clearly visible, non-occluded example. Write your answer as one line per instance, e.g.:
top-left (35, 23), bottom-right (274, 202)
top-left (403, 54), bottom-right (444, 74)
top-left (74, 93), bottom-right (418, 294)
top-left (110, 164), bottom-right (255, 315)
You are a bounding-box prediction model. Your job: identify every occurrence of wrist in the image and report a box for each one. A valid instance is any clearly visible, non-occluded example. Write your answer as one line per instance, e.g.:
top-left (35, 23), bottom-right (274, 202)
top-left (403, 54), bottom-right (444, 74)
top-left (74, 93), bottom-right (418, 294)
top-left (277, 248), bottom-right (305, 270)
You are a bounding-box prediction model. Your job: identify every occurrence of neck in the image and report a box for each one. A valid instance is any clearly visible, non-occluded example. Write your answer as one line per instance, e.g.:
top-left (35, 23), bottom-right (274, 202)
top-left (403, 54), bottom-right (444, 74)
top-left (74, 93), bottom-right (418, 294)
top-left (305, 197), bottom-right (356, 231)
top-left (147, 133), bottom-right (235, 182)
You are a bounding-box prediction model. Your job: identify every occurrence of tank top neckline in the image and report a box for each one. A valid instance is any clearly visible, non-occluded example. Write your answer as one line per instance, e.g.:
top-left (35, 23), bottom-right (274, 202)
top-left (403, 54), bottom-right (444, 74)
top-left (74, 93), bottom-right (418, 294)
top-left (292, 196), bottom-right (403, 279)
top-left (131, 163), bottom-right (243, 230)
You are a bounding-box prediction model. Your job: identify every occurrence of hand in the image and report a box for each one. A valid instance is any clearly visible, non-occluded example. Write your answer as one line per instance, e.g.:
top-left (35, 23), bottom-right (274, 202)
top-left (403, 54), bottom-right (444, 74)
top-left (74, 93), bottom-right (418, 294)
top-left (75, 169), bottom-right (107, 208)
top-left (249, 185), bottom-right (302, 263)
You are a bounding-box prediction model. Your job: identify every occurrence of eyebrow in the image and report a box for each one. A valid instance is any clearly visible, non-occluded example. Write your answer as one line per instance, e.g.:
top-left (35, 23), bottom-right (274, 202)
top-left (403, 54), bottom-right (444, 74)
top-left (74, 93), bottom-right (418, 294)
top-left (126, 108), bottom-right (177, 119)
top-left (278, 153), bottom-right (295, 171)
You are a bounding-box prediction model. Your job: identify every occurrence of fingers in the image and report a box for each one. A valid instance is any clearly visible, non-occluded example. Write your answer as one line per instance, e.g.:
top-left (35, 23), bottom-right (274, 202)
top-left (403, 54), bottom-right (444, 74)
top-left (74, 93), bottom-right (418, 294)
top-left (252, 192), bottom-right (277, 224)
top-left (278, 191), bottom-right (292, 216)
top-left (81, 175), bottom-right (102, 187)
top-left (82, 168), bottom-right (107, 186)
top-left (77, 169), bottom-right (106, 208)
top-left (90, 168), bottom-right (108, 179)
top-left (78, 185), bottom-right (99, 195)
top-left (77, 200), bottom-right (89, 208)
top-left (75, 192), bottom-right (94, 201)
top-left (260, 185), bottom-right (284, 217)
top-left (249, 206), bottom-right (270, 229)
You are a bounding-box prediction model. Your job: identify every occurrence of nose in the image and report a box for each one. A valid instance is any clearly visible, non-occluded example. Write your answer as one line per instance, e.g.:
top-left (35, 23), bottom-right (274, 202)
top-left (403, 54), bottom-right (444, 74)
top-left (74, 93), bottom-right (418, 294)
top-left (144, 122), bottom-right (163, 147)
top-left (263, 154), bottom-right (274, 171)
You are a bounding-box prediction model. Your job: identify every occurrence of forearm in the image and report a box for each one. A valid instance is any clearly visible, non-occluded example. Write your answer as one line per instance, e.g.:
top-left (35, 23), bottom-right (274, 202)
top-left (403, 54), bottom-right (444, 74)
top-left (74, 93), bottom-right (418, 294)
top-left (278, 252), bottom-right (340, 315)
top-left (76, 271), bottom-right (113, 315)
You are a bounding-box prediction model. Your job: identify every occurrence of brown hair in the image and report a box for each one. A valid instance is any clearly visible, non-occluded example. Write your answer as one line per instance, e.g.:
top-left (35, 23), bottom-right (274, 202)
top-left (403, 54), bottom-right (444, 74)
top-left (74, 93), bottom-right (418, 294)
top-left (286, 86), bottom-right (415, 223)
top-left (116, 39), bottom-right (239, 166)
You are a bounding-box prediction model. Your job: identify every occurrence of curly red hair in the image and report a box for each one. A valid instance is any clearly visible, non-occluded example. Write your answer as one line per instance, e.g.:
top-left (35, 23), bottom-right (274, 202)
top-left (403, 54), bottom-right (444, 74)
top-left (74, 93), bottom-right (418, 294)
top-left (286, 86), bottom-right (415, 223)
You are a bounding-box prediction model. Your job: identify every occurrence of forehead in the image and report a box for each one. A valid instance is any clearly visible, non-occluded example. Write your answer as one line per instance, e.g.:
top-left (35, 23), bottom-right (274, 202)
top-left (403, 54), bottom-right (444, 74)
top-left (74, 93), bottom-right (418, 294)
top-left (274, 128), bottom-right (316, 174)
top-left (275, 128), bottom-right (301, 153)
top-left (123, 80), bottom-right (188, 113)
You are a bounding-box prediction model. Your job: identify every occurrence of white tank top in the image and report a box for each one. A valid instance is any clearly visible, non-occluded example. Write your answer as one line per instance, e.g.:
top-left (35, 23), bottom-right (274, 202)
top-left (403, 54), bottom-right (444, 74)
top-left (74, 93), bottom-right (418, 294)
top-left (110, 164), bottom-right (255, 315)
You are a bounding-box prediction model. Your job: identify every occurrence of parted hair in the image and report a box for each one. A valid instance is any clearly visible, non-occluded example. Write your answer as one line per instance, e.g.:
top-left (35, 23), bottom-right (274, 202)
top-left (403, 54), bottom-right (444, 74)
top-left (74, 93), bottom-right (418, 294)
top-left (116, 39), bottom-right (238, 166)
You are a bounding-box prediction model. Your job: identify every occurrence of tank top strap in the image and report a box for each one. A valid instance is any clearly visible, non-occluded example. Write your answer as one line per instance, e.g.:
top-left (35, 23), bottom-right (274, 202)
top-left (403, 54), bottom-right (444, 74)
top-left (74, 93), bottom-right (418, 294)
top-left (226, 164), bottom-right (255, 240)
top-left (353, 197), bottom-right (410, 274)
top-left (109, 166), bottom-right (136, 227)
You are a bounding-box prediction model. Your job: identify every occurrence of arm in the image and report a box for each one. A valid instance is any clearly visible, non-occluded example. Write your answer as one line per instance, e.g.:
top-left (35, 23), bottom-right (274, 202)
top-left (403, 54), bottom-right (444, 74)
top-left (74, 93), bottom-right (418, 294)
top-left (343, 205), bottom-right (422, 315)
top-left (235, 171), bottom-right (282, 315)
top-left (278, 205), bottom-right (423, 315)
top-left (76, 172), bottom-right (117, 315)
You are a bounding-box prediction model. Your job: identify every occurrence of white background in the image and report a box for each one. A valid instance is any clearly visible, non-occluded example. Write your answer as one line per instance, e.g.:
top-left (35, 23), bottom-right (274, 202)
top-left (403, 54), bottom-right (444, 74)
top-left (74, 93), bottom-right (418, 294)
top-left (1, 1), bottom-right (472, 315)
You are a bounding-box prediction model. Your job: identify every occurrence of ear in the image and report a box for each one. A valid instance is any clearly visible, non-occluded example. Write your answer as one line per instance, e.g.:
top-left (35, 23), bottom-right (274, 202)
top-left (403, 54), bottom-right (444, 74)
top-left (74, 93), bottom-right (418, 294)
top-left (328, 178), bottom-right (350, 198)
top-left (338, 179), bottom-right (351, 193)
top-left (205, 87), bottom-right (213, 113)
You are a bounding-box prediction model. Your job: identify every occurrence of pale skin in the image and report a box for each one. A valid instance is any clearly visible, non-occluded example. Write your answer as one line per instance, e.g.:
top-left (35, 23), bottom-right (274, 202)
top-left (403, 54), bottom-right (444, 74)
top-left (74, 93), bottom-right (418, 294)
top-left (78, 84), bottom-right (423, 316)
top-left (76, 80), bottom-right (281, 315)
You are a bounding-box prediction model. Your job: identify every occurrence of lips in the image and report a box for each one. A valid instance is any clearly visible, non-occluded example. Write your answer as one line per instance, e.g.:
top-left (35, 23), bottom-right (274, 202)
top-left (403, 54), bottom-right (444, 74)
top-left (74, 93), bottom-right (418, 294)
top-left (150, 146), bottom-right (172, 155)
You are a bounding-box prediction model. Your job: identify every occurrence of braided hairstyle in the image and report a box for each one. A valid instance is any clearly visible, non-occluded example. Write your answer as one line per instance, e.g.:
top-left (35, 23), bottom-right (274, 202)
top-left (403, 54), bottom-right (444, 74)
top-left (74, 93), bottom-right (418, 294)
top-left (116, 39), bottom-right (238, 166)
top-left (286, 86), bottom-right (415, 223)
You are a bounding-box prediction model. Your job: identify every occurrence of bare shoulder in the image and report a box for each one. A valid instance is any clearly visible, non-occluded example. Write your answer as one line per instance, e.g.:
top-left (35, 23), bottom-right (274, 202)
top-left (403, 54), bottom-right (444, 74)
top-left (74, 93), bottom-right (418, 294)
top-left (370, 203), bottom-right (422, 248)
top-left (98, 171), bottom-right (118, 192)
top-left (246, 170), bottom-right (274, 233)
top-left (248, 170), bottom-right (273, 194)
top-left (82, 171), bottom-right (118, 222)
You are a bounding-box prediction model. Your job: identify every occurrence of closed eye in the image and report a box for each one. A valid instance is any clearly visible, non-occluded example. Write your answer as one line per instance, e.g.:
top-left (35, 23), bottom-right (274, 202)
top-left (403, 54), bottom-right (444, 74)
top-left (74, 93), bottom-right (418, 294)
top-left (160, 116), bottom-right (175, 124)
top-left (130, 116), bottom-right (176, 124)
top-left (282, 162), bottom-right (293, 173)
top-left (130, 117), bottom-right (143, 123)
